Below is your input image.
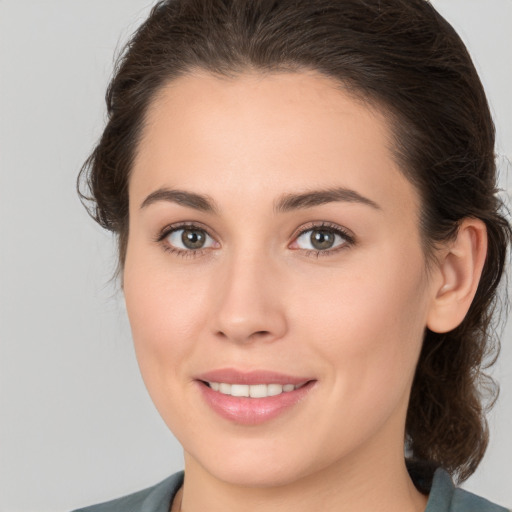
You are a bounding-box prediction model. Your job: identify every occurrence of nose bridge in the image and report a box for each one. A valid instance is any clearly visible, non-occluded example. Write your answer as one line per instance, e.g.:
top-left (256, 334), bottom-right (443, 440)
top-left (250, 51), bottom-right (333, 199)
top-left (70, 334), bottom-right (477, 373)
top-left (211, 246), bottom-right (287, 343)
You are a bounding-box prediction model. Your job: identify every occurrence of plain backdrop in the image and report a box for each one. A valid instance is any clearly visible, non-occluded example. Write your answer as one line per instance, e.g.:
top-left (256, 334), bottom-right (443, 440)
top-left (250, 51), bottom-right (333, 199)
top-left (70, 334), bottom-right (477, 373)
top-left (0, 1), bottom-right (511, 511)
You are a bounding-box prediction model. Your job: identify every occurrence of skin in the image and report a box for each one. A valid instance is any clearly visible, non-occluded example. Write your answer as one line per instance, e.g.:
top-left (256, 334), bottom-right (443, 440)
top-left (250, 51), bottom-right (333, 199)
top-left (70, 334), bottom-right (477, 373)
top-left (123, 70), bottom-right (487, 512)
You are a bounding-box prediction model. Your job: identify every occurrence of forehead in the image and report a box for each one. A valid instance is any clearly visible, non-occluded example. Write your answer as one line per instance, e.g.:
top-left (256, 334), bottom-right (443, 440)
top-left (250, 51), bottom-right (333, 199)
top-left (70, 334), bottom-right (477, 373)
top-left (131, 70), bottom-right (419, 219)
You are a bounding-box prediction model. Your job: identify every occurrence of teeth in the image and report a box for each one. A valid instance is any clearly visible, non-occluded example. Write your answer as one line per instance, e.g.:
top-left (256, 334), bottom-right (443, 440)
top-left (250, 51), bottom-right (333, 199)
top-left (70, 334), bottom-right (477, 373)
top-left (207, 382), bottom-right (304, 398)
top-left (219, 383), bottom-right (231, 394)
top-left (231, 384), bottom-right (249, 397)
top-left (267, 384), bottom-right (283, 396)
top-left (249, 384), bottom-right (267, 398)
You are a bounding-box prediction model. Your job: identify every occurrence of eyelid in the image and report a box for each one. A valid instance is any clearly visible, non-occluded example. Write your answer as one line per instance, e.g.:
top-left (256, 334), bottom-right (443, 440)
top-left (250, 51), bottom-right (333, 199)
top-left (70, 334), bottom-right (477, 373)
top-left (155, 221), bottom-right (220, 257)
top-left (289, 221), bottom-right (355, 252)
top-left (154, 220), bottom-right (354, 257)
top-left (155, 221), bottom-right (217, 243)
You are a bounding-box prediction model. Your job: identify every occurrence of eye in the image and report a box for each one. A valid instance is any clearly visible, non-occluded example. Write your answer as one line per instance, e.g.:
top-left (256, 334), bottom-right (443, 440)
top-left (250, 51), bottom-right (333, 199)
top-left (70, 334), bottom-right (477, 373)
top-left (163, 225), bottom-right (217, 252)
top-left (291, 224), bottom-right (353, 253)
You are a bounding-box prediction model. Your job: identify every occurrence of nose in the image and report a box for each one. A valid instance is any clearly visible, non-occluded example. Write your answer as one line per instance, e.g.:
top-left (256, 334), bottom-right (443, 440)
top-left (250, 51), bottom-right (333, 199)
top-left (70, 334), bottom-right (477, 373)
top-left (210, 252), bottom-right (288, 344)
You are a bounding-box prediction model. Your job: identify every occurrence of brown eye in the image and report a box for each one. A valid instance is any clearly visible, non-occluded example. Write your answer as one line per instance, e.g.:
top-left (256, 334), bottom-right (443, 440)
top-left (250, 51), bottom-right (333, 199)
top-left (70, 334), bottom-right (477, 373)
top-left (181, 229), bottom-right (206, 249)
top-left (164, 227), bottom-right (216, 251)
top-left (310, 230), bottom-right (335, 250)
top-left (293, 226), bottom-right (351, 252)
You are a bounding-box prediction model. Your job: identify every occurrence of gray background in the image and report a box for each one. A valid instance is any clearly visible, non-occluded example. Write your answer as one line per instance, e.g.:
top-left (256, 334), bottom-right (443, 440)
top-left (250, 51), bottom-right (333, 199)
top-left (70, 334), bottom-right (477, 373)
top-left (0, 1), bottom-right (510, 511)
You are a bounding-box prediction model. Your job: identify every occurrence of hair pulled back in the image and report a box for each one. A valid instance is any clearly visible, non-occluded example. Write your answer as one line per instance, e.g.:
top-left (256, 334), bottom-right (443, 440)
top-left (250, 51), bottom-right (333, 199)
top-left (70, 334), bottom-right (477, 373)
top-left (79, 0), bottom-right (511, 483)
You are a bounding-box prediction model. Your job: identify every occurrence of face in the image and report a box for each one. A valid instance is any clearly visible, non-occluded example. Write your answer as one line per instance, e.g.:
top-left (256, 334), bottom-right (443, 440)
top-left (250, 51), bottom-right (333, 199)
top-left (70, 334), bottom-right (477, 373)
top-left (124, 71), bottom-right (437, 487)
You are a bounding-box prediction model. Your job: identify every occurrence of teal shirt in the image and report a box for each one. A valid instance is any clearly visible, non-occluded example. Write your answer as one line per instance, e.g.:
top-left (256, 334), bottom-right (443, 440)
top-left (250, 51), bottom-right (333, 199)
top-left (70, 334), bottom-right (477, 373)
top-left (72, 469), bottom-right (509, 512)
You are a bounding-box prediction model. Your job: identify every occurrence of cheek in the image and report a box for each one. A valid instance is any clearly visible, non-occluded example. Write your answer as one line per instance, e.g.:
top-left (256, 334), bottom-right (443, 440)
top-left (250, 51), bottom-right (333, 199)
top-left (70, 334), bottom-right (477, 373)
top-left (122, 248), bottom-right (210, 388)
top-left (123, 265), bottom-right (216, 443)
top-left (296, 249), bottom-right (429, 406)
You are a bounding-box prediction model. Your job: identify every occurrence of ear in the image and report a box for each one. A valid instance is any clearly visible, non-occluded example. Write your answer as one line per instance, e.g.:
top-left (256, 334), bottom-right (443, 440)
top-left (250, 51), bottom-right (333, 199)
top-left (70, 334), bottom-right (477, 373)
top-left (426, 218), bottom-right (488, 333)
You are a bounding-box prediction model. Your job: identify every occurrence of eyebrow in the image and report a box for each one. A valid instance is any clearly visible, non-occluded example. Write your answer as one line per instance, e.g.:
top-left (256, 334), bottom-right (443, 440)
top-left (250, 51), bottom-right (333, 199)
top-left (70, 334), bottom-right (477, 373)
top-left (140, 186), bottom-right (380, 213)
top-left (140, 188), bottom-right (218, 213)
top-left (274, 187), bottom-right (381, 213)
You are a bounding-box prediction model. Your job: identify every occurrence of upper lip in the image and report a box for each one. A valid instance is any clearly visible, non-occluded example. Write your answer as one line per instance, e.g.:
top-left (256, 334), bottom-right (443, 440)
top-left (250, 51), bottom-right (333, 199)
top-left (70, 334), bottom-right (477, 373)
top-left (195, 368), bottom-right (313, 385)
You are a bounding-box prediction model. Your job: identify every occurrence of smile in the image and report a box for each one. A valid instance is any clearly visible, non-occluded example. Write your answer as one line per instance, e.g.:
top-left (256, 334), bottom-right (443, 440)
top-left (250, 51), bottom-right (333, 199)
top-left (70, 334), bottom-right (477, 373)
top-left (196, 370), bottom-right (316, 425)
top-left (205, 382), bottom-right (307, 398)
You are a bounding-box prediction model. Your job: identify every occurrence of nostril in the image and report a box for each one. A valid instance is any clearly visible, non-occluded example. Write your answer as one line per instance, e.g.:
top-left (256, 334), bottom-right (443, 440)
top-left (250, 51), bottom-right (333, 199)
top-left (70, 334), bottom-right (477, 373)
top-left (216, 329), bottom-right (269, 336)
top-left (252, 330), bottom-right (271, 338)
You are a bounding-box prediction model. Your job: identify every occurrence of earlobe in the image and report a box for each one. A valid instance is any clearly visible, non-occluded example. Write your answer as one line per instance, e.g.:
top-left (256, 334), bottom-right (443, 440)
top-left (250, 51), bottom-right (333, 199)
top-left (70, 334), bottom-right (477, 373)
top-left (426, 219), bottom-right (488, 333)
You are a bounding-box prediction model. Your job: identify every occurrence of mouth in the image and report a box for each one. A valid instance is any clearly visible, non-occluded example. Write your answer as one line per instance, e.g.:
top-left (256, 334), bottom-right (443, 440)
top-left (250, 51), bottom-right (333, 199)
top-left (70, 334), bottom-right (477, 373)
top-left (195, 369), bottom-right (316, 425)
top-left (202, 381), bottom-right (308, 398)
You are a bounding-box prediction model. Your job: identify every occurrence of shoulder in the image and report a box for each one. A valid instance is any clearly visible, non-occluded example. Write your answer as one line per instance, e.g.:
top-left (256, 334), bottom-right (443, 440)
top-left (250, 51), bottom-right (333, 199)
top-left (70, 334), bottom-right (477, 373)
top-left (71, 471), bottom-right (184, 512)
top-left (450, 487), bottom-right (509, 512)
top-left (426, 468), bottom-right (509, 512)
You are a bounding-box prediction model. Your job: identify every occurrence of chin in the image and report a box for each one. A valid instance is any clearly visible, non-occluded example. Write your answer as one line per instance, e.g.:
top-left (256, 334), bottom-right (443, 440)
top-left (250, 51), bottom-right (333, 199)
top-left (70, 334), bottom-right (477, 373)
top-left (184, 437), bottom-right (332, 489)
top-left (208, 461), bottom-right (311, 489)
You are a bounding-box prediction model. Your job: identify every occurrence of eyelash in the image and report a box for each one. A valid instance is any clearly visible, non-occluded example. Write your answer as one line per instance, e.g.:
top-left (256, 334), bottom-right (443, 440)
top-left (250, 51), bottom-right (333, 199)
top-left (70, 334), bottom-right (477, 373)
top-left (155, 222), bottom-right (215, 259)
top-left (291, 222), bottom-right (355, 258)
top-left (155, 221), bottom-right (355, 258)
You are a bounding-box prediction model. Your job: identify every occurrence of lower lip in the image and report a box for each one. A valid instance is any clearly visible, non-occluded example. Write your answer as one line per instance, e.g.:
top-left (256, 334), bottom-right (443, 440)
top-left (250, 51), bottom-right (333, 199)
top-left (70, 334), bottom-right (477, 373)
top-left (197, 381), bottom-right (316, 425)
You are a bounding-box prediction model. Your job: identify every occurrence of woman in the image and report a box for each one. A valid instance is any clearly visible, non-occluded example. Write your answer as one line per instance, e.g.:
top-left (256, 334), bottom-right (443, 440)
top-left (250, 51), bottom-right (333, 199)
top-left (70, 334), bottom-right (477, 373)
top-left (74, 0), bottom-right (511, 511)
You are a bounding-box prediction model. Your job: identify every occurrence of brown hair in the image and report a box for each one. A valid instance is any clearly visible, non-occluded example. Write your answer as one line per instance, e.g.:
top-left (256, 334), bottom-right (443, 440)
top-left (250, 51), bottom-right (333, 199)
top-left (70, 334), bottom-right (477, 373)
top-left (78, 0), bottom-right (511, 483)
